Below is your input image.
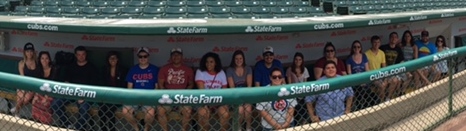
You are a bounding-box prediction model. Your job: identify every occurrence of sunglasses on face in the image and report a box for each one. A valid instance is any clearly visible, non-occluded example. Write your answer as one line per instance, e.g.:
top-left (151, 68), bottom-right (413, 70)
top-left (271, 75), bottom-right (282, 79)
top-left (437, 40), bottom-right (444, 42)
top-left (138, 55), bottom-right (148, 58)
top-left (325, 49), bottom-right (334, 53)
top-left (353, 46), bottom-right (361, 49)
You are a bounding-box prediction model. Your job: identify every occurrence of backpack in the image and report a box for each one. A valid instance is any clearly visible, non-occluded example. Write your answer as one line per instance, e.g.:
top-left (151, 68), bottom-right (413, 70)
top-left (54, 51), bottom-right (75, 66)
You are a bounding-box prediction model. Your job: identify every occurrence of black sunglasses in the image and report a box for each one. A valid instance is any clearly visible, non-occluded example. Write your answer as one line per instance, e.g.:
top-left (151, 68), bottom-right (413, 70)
top-left (325, 49), bottom-right (335, 52)
top-left (138, 55), bottom-right (148, 58)
top-left (271, 75), bottom-right (282, 79)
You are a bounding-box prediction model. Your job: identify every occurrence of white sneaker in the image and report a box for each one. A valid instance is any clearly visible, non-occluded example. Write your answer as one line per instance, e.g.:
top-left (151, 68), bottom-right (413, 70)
top-left (9, 107), bottom-right (16, 114)
top-left (66, 125), bottom-right (75, 130)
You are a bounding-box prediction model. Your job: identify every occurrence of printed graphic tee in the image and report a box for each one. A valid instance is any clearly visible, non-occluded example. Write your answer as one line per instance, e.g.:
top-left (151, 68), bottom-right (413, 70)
top-left (158, 63), bottom-right (193, 89)
top-left (126, 64), bottom-right (159, 90)
top-left (379, 44), bottom-right (404, 65)
top-left (346, 54), bottom-right (369, 74)
top-left (256, 97), bottom-right (297, 129)
top-left (195, 69), bottom-right (227, 89)
top-left (416, 40), bottom-right (437, 58)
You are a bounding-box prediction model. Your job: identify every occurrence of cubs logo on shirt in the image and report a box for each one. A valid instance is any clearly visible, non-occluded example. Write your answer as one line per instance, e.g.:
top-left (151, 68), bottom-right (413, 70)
top-left (272, 99), bottom-right (288, 111)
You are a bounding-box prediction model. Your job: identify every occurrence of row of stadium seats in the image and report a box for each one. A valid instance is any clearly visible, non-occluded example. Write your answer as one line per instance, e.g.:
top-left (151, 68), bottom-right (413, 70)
top-left (2, 6), bottom-right (328, 19)
top-left (335, 1), bottom-right (466, 15)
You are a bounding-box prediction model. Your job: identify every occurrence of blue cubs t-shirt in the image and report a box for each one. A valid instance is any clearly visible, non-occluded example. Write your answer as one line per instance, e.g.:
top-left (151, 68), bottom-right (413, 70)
top-left (346, 54), bottom-right (368, 74)
top-left (416, 40), bottom-right (437, 58)
top-left (253, 59), bottom-right (284, 87)
top-left (126, 64), bottom-right (159, 90)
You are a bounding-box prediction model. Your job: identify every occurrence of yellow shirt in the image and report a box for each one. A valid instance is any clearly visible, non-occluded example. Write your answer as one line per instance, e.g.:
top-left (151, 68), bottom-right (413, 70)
top-left (365, 49), bottom-right (386, 70)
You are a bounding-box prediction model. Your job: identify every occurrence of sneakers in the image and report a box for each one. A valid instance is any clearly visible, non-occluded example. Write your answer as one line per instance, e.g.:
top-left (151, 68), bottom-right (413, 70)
top-left (66, 125), bottom-right (76, 130)
top-left (9, 107), bottom-right (16, 114)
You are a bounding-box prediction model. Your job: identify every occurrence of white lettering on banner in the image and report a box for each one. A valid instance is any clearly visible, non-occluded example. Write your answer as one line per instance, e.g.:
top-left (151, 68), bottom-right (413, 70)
top-left (167, 27), bottom-right (208, 34)
top-left (433, 50), bottom-right (458, 62)
top-left (245, 26), bottom-right (282, 33)
top-left (368, 19), bottom-right (391, 25)
top-left (40, 83), bottom-right (97, 98)
top-left (158, 94), bottom-right (223, 104)
top-left (313, 23), bottom-right (345, 30)
top-left (409, 15), bottom-right (428, 21)
top-left (441, 13), bottom-right (454, 18)
top-left (27, 24), bottom-right (59, 31)
top-left (290, 84), bottom-right (330, 95)
top-left (369, 67), bottom-right (407, 81)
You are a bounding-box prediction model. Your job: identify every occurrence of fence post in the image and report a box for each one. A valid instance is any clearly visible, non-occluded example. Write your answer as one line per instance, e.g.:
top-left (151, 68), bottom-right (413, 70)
top-left (232, 104), bottom-right (240, 131)
top-left (448, 58), bottom-right (454, 116)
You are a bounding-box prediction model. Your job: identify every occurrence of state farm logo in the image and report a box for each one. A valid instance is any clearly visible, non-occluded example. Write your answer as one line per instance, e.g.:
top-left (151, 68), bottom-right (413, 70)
top-left (212, 46), bottom-right (248, 52)
top-left (295, 42), bottom-right (325, 49)
top-left (361, 35), bottom-right (384, 42)
top-left (459, 17), bottom-right (466, 21)
top-left (133, 47), bottom-right (159, 53)
top-left (11, 30), bottom-right (38, 36)
top-left (459, 28), bottom-right (466, 32)
top-left (167, 36), bottom-right (205, 43)
top-left (387, 24), bottom-right (407, 30)
top-left (428, 20), bottom-right (442, 24)
top-left (411, 29), bottom-right (424, 34)
top-left (256, 35), bottom-right (289, 41)
top-left (81, 35), bottom-right (115, 42)
top-left (330, 30), bottom-right (356, 37)
top-left (11, 47), bottom-right (24, 52)
top-left (255, 54), bottom-right (289, 61)
top-left (44, 42), bottom-right (74, 49)
top-left (337, 47), bottom-right (351, 53)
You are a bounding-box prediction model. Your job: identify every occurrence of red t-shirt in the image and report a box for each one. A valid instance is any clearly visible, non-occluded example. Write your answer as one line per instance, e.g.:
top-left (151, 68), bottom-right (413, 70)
top-left (315, 57), bottom-right (346, 77)
top-left (158, 63), bottom-right (194, 89)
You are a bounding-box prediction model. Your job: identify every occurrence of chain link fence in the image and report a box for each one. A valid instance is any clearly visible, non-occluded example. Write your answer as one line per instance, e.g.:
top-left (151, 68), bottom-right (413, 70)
top-left (1, 51), bottom-right (466, 131)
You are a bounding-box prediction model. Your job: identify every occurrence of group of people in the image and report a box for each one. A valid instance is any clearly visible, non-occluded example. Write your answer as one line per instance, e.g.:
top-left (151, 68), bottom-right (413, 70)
top-left (6, 29), bottom-right (450, 131)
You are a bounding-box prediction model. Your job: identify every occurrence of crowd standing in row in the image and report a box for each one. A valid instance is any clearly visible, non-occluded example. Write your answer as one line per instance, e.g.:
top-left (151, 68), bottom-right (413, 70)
top-left (8, 30), bottom-right (450, 131)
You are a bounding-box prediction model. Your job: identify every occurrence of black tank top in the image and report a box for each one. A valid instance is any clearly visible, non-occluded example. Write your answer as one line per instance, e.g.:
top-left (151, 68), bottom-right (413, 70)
top-left (23, 62), bottom-right (40, 78)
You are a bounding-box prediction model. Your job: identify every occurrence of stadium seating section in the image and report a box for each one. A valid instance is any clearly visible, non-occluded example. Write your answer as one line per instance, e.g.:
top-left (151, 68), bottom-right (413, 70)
top-left (0, 0), bottom-right (465, 19)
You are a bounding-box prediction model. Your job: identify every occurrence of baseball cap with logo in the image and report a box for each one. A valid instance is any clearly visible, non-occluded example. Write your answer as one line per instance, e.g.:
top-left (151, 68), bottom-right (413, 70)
top-left (137, 47), bottom-right (150, 55)
top-left (263, 46), bottom-right (274, 55)
top-left (421, 30), bottom-right (429, 36)
top-left (23, 43), bottom-right (35, 51)
top-left (170, 47), bottom-right (183, 55)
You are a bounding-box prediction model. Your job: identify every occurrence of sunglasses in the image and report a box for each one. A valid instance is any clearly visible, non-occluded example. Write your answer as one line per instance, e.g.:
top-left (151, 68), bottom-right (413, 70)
top-left (437, 40), bottom-right (444, 42)
top-left (325, 49), bottom-right (334, 53)
top-left (353, 46), bottom-right (361, 49)
top-left (271, 75), bottom-right (282, 79)
top-left (138, 55), bottom-right (148, 58)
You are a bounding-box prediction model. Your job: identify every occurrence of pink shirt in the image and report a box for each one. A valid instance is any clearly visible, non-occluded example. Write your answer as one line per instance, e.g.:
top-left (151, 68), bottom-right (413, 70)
top-left (158, 63), bottom-right (194, 89)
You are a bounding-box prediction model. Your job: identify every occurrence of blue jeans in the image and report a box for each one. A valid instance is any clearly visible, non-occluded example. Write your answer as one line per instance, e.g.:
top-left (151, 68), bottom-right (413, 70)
top-left (51, 98), bottom-right (91, 130)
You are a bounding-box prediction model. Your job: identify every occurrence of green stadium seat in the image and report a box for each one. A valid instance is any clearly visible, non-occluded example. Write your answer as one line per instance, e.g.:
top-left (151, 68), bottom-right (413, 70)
top-left (81, 7), bottom-right (100, 16)
top-left (370, 0), bottom-right (380, 5)
top-left (276, 1), bottom-right (293, 7)
top-left (243, 1), bottom-right (260, 7)
top-left (28, 6), bottom-right (44, 15)
top-left (209, 7), bottom-right (230, 14)
top-left (347, 1), bottom-right (358, 6)
top-left (251, 7), bottom-right (270, 14)
top-left (234, 14), bottom-right (254, 19)
top-left (45, 7), bottom-right (61, 15)
top-left (380, 0), bottom-right (391, 4)
top-left (288, 7), bottom-right (307, 14)
top-left (333, 1), bottom-right (346, 7)
top-left (225, 1), bottom-right (242, 7)
top-left (120, 7), bottom-right (141, 18)
top-left (386, 4), bottom-right (396, 10)
top-left (165, 7), bottom-right (186, 14)
top-left (358, 1), bottom-right (370, 5)
top-left (30, 1), bottom-right (43, 6)
top-left (166, 1), bottom-right (186, 7)
top-left (295, 1), bottom-right (310, 7)
top-left (187, 7), bottom-right (208, 14)
top-left (211, 14), bottom-right (232, 19)
top-left (128, 1), bottom-right (146, 7)
top-left (274, 14), bottom-right (296, 18)
top-left (349, 6), bottom-right (364, 14)
top-left (44, 1), bottom-right (59, 7)
top-left (253, 14), bottom-right (275, 19)
top-left (187, 1), bottom-right (205, 7)
top-left (101, 7), bottom-right (120, 17)
top-left (76, 1), bottom-right (91, 7)
top-left (163, 14), bottom-right (187, 19)
top-left (11, 6), bottom-right (27, 16)
top-left (59, 1), bottom-right (75, 7)
top-left (399, 0), bottom-right (409, 3)
top-left (206, 1), bottom-right (224, 7)
top-left (391, 0), bottom-right (400, 3)
top-left (362, 5), bottom-right (375, 11)
top-left (147, 1), bottom-right (166, 7)
top-left (61, 7), bottom-right (80, 17)
top-left (141, 7), bottom-right (163, 18)
top-left (270, 7), bottom-right (289, 14)
top-left (110, 1), bottom-right (127, 7)
top-left (307, 7), bottom-right (322, 13)
top-left (260, 1), bottom-right (277, 7)
top-left (186, 14), bottom-right (209, 19)
top-left (93, 1), bottom-right (109, 8)
top-left (230, 7), bottom-right (251, 14)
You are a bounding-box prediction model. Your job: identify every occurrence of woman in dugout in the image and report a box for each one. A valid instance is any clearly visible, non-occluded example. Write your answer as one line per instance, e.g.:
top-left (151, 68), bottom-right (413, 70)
top-left (346, 40), bottom-right (373, 111)
top-left (306, 61), bottom-right (354, 122)
top-left (195, 52), bottom-right (230, 131)
top-left (32, 51), bottom-right (60, 124)
top-left (11, 42), bottom-right (41, 116)
top-left (99, 51), bottom-right (128, 131)
top-left (313, 42), bottom-right (347, 80)
top-left (226, 50), bottom-right (253, 131)
top-left (435, 35), bottom-right (450, 80)
top-left (286, 52), bottom-right (310, 125)
top-left (401, 30), bottom-right (430, 92)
